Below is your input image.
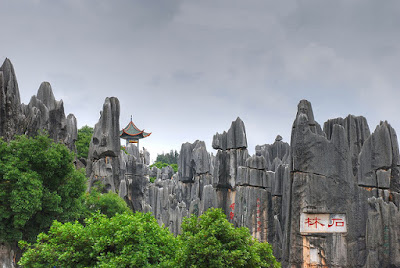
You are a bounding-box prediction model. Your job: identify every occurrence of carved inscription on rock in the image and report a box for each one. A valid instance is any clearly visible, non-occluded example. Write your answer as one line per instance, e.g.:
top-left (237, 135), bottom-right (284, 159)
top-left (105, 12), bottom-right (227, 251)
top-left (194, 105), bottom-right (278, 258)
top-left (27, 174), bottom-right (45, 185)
top-left (300, 213), bottom-right (347, 234)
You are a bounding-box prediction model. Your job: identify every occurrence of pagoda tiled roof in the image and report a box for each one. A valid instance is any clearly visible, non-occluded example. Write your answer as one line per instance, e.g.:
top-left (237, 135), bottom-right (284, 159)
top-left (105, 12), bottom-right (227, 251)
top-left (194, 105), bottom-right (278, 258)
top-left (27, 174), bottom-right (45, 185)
top-left (120, 120), bottom-right (151, 140)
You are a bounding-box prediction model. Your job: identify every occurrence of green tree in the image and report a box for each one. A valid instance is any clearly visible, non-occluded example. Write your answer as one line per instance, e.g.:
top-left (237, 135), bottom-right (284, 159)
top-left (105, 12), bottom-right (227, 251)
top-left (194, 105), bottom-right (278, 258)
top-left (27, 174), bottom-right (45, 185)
top-left (150, 161), bottom-right (178, 173)
top-left (19, 212), bottom-right (178, 267)
top-left (155, 150), bottom-right (179, 165)
top-left (0, 134), bottom-right (87, 243)
top-left (176, 208), bottom-right (280, 268)
top-left (82, 188), bottom-right (131, 218)
top-left (76, 125), bottom-right (93, 160)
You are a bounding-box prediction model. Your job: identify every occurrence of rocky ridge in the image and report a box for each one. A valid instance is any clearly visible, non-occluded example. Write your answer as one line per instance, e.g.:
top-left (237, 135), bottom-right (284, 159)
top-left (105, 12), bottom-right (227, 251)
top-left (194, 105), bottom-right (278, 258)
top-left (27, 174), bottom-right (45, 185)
top-left (0, 59), bottom-right (77, 151)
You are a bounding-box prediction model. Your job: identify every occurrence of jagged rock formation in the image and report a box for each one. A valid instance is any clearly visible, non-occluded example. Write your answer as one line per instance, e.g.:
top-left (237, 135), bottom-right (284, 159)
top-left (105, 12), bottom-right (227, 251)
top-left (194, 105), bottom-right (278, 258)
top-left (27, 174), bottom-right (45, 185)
top-left (282, 100), bottom-right (400, 267)
top-left (21, 82), bottom-right (78, 151)
top-left (86, 97), bottom-right (121, 193)
top-left (4, 57), bottom-right (399, 267)
top-left (0, 58), bottom-right (79, 268)
top-left (113, 98), bottom-right (400, 267)
top-left (0, 59), bottom-right (77, 151)
top-left (256, 135), bottom-right (290, 171)
top-left (0, 58), bottom-right (22, 141)
top-left (103, 114), bottom-right (290, 245)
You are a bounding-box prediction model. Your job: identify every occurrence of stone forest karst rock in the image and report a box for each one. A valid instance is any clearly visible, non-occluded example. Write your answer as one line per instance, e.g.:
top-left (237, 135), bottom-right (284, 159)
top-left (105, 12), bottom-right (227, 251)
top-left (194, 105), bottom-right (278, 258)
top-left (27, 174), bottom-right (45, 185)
top-left (0, 58), bottom-right (79, 268)
top-left (1, 58), bottom-right (400, 268)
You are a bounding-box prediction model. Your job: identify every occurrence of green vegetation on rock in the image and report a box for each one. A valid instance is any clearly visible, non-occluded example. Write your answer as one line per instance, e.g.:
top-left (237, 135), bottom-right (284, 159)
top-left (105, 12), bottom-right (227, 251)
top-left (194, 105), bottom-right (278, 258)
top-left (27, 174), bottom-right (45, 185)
top-left (76, 125), bottom-right (93, 160)
top-left (150, 161), bottom-right (178, 173)
top-left (0, 134), bottom-right (87, 243)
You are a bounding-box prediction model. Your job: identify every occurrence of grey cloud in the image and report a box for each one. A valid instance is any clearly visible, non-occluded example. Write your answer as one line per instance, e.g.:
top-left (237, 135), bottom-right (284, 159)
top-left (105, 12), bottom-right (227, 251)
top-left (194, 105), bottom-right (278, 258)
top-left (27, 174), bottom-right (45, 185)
top-left (1, 0), bottom-right (400, 161)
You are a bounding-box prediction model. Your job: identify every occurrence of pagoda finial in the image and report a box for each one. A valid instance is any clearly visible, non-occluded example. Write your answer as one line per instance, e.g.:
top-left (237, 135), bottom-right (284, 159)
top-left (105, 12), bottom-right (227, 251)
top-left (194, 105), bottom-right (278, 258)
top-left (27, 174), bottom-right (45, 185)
top-left (130, 115), bottom-right (132, 122)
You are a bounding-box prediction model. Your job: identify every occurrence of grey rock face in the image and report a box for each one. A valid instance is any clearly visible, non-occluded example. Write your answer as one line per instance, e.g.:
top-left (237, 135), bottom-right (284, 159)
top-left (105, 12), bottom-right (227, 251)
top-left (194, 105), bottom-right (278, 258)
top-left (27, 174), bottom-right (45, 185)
top-left (212, 117), bottom-right (247, 150)
top-left (137, 117), bottom-right (279, 245)
top-left (0, 59), bottom-right (77, 151)
top-left (178, 140), bottom-right (211, 182)
top-left (126, 143), bottom-right (140, 159)
top-left (37, 82), bottom-right (58, 111)
top-left (293, 99), bottom-right (324, 136)
top-left (87, 97), bottom-right (121, 192)
top-left (358, 121), bottom-right (400, 188)
top-left (192, 141), bottom-right (211, 175)
top-left (245, 155), bottom-right (267, 170)
top-left (282, 99), bottom-right (400, 268)
top-left (178, 142), bottom-right (195, 182)
top-left (291, 110), bottom-right (352, 181)
top-left (0, 58), bottom-right (22, 141)
top-left (324, 115), bottom-right (370, 176)
top-left (88, 97), bottom-right (120, 159)
top-left (213, 148), bottom-right (249, 189)
top-left (143, 148), bottom-right (150, 165)
top-left (256, 135), bottom-right (290, 171)
top-left (365, 197), bottom-right (400, 267)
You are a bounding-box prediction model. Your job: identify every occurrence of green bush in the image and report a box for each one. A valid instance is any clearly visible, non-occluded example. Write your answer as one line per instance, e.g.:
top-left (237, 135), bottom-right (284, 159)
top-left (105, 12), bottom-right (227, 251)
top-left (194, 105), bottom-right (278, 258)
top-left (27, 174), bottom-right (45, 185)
top-left (150, 161), bottom-right (178, 173)
top-left (176, 208), bottom-right (280, 268)
top-left (19, 212), bottom-right (178, 267)
top-left (82, 189), bottom-right (131, 218)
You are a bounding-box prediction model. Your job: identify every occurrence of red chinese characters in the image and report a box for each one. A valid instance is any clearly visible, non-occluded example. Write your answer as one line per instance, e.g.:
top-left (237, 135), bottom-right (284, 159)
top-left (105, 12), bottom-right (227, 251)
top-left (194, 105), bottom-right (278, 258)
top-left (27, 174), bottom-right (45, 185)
top-left (256, 198), bottom-right (261, 232)
top-left (229, 203), bottom-right (235, 220)
top-left (328, 218), bottom-right (344, 227)
top-left (304, 217), bottom-right (325, 228)
top-left (300, 213), bottom-right (347, 233)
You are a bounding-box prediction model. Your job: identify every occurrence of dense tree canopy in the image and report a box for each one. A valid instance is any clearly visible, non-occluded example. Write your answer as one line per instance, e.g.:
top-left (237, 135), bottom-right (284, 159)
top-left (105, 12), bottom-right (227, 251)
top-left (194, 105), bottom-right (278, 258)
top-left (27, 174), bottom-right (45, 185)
top-left (19, 212), bottom-right (178, 267)
top-left (82, 187), bottom-right (131, 218)
top-left (176, 208), bottom-right (281, 268)
top-left (0, 134), bottom-right (87, 243)
top-left (19, 207), bottom-right (280, 267)
top-left (155, 150), bottom-right (179, 165)
top-left (76, 125), bottom-right (93, 160)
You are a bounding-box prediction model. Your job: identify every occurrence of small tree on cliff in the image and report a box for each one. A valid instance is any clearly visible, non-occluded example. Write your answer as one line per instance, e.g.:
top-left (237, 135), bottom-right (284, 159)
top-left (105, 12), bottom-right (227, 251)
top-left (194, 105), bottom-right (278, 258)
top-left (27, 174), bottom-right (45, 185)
top-left (75, 125), bottom-right (93, 160)
top-left (0, 134), bottom-right (87, 243)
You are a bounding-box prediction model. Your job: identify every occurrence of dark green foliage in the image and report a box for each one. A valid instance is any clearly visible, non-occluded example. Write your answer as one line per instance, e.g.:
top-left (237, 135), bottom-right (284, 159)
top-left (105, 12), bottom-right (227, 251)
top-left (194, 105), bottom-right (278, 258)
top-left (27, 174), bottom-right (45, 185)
top-left (150, 176), bottom-right (156, 183)
top-left (150, 161), bottom-right (178, 173)
top-left (76, 125), bottom-right (93, 159)
top-left (19, 207), bottom-right (280, 267)
top-left (19, 212), bottom-right (178, 267)
top-left (82, 188), bottom-right (131, 218)
top-left (0, 134), bottom-right (87, 243)
top-left (155, 150), bottom-right (179, 165)
top-left (176, 208), bottom-right (281, 268)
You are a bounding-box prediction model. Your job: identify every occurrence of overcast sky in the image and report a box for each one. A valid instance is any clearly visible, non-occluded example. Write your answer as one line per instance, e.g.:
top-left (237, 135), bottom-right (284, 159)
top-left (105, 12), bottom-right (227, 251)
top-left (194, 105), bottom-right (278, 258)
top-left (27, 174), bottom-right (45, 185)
top-left (1, 0), bottom-right (400, 162)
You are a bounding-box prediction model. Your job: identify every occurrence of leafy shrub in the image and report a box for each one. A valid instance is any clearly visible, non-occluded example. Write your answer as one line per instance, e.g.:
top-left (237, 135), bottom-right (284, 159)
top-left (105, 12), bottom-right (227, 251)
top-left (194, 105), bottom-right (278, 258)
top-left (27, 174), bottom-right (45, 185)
top-left (176, 208), bottom-right (281, 268)
top-left (82, 189), bottom-right (131, 218)
top-left (19, 212), bottom-right (178, 267)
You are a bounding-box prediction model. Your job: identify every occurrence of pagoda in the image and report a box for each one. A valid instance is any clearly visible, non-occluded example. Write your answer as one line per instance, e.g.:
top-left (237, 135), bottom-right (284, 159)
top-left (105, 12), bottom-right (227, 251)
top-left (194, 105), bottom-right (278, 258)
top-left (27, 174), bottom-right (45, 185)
top-left (120, 116), bottom-right (151, 147)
